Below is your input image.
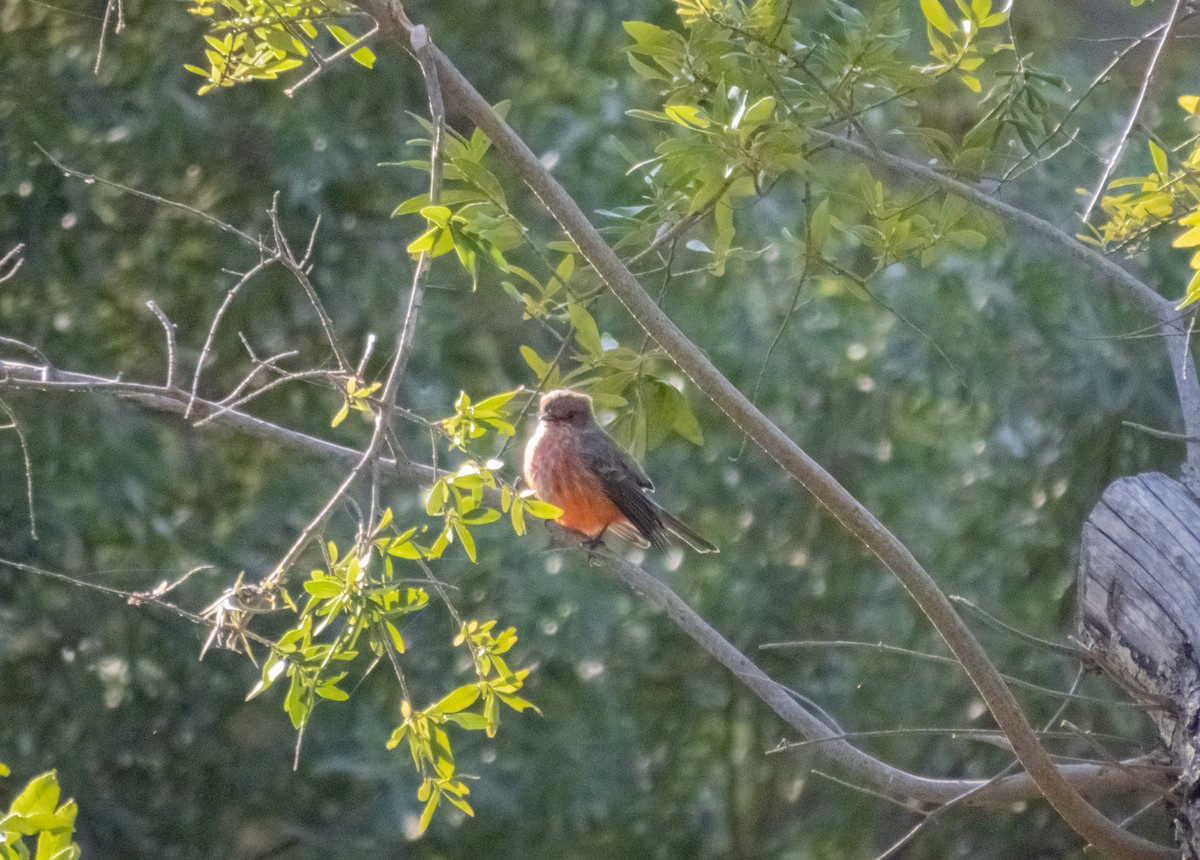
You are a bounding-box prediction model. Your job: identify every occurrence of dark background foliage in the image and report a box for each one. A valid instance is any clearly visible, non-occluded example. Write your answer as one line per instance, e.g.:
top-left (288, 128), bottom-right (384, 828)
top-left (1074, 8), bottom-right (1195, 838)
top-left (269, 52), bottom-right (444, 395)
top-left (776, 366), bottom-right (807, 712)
top-left (0, 0), bottom-right (1193, 856)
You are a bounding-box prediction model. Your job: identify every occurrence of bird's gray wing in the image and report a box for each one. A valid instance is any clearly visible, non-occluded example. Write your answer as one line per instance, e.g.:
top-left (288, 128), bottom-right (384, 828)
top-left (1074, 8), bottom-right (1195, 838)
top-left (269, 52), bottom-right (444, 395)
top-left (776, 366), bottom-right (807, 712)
top-left (578, 428), bottom-right (667, 549)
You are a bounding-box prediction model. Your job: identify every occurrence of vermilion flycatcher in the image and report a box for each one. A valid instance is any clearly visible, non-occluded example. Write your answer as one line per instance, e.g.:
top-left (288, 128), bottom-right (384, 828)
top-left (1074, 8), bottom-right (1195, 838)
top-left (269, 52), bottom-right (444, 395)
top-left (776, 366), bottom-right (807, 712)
top-left (523, 389), bottom-right (717, 553)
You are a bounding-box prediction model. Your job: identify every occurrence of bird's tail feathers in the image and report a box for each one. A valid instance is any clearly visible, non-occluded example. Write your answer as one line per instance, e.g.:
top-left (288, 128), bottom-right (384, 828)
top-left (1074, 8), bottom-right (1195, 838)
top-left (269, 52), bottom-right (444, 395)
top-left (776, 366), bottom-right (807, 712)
top-left (657, 508), bottom-right (718, 554)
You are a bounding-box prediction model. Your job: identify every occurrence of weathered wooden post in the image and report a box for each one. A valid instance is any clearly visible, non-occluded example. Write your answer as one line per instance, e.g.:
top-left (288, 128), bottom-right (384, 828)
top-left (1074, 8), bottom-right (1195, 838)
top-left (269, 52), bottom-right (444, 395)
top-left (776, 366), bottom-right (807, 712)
top-left (1079, 472), bottom-right (1200, 856)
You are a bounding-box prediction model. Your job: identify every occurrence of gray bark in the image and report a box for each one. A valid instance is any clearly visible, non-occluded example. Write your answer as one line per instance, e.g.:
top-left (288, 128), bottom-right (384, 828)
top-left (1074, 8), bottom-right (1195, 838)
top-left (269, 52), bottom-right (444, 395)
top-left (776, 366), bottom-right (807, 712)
top-left (1079, 472), bottom-right (1200, 855)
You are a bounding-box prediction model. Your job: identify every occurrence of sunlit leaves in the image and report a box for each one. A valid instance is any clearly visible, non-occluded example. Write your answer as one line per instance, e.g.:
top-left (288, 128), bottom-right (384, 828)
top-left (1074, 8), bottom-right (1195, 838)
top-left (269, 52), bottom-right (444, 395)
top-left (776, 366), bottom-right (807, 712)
top-left (183, 0), bottom-right (373, 94)
top-left (919, 0), bottom-right (1012, 92)
top-left (0, 768), bottom-right (81, 860)
top-left (331, 377), bottom-right (380, 427)
top-left (392, 110), bottom-right (525, 290)
top-left (384, 621), bottom-right (537, 834)
top-left (1082, 112), bottom-right (1200, 308)
top-left (245, 509), bottom-right (535, 836)
top-left (440, 389), bottom-right (521, 451)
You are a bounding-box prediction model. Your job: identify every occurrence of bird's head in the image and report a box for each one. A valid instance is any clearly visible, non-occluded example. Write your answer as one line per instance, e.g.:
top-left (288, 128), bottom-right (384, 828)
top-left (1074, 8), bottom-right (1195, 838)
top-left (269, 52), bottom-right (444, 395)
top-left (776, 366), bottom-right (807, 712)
top-left (538, 390), bottom-right (594, 427)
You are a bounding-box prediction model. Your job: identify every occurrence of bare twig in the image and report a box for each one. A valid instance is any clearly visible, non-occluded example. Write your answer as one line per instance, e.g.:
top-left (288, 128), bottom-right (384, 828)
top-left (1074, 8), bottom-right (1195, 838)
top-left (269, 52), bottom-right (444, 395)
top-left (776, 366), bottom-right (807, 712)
top-left (1122, 419), bottom-right (1200, 442)
top-left (267, 197), bottom-right (352, 373)
top-left (949, 596), bottom-right (1094, 660)
top-left (0, 336), bottom-right (48, 364)
top-left (186, 259), bottom-right (275, 419)
top-left (38, 146), bottom-right (260, 248)
top-left (93, 0), bottom-right (125, 74)
top-left (283, 25), bottom-right (381, 97)
top-left (381, 22), bottom-right (443, 404)
top-left (257, 22), bottom-right (445, 590)
top-left (146, 301), bottom-right (177, 390)
top-left (761, 639), bottom-right (1132, 707)
top-left (1082, 0), bottom-right (1185, 222)
top-left (0, 397), bottom-right (37, 540)
top-left (196, 367), bottom-right (337, 428)
top-left (0, 244), bottom-right (25, 284)
top-left (127, 564), bottom-right (214, 605)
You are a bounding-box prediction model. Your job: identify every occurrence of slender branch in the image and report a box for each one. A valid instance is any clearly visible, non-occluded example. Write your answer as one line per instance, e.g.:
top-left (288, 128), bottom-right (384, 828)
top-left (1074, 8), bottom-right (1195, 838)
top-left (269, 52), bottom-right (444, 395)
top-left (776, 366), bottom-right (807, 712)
top-left (259, 22), bottom-right (444, 588)
top-left (1081, 0), bottom-right (1185, 222)
top-left (93, 0), bottom-right (125, 74)
top-left (0, 397), bottom-right (38, 540)
top-left (345, 7), bottom-right (1175, 856)
top-left (0, 244), bottom-right (25, 284)
top-left (146, 301), bottom-right (177, 390)
top-left (38, 147), bottom-right (260, 248)
top-left (186, 259), bottom-right (275, 419)
top-left (268, 198), bottom-right (352, 373)
top-left (0, 355), bottom-right (1174, 809)
top-left (284, 25), bottom-right (381, 97)
top-left (380, 22), bottom-right (443, 408)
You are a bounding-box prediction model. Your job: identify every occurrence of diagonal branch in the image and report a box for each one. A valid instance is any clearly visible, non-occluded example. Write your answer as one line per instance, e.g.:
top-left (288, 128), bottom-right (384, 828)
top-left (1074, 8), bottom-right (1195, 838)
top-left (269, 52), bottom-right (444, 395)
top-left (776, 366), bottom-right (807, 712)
top-left (1081, 0), bottom-right (1185, 222)
top-left (345, 5), bottom-right (1175, 857)
top-left (0, 355), bottom-right (1173, 811)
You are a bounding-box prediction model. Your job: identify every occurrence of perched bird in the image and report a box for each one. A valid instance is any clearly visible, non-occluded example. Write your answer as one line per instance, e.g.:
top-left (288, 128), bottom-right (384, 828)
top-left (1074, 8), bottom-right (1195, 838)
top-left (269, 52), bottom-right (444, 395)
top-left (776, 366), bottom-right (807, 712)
top-left (523, 389), bottom-right (717, 553)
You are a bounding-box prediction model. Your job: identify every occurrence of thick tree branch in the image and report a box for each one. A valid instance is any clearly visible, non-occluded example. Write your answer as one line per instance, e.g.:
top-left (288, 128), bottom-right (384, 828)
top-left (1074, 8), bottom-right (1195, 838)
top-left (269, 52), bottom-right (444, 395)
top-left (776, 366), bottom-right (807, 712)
top-left (0, 356), bottom-right (1172, 811)
top-left (338, 6), bottom-right (1174, 857)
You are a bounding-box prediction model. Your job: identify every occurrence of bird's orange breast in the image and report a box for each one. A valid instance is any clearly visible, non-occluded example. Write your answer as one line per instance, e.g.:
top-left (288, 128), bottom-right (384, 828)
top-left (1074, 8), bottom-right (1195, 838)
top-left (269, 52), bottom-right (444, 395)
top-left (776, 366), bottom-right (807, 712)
top-left (525, 423), bottom-right (627, 538)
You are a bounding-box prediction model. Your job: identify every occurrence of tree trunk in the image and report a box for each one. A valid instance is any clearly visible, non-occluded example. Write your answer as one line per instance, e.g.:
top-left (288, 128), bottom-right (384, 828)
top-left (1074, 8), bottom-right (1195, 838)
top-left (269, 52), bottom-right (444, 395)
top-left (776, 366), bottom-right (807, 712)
top-left (1078, 472), bottom-right (1198, 855)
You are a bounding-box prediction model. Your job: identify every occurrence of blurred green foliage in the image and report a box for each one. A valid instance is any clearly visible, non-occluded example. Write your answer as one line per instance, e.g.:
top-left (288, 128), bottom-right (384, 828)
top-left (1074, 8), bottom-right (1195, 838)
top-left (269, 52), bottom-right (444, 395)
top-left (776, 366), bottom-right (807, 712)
top-left (0, 0), bottom-right (1194, 857)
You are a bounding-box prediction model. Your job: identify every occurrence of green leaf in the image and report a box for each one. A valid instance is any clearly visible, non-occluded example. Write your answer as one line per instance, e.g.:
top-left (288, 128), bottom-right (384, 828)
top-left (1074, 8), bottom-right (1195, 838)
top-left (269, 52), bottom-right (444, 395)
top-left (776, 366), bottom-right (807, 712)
top-left (1177, 267), bottom-right (1200, 309)
top-left (351, 47), bottom-right (376, 68)
top-left (671, 391), bottom-right (704, 445)
top-left (453, 519), bottom-right (477, 562)
top-left (284, 673), bottom-right (308, 729)
top-left (10, 773), bottom-right (59, 817)
top-left (1149, 140), bottom-right (1169, 179)
top-left (496, 692), bottom-right (540, 714)
top-left (316, 682), bottom-right (349, 701)
top-left (509, 495), bottom-right (527, 535)
top-left (569, 302), bottom-right (603, 356)
top-left (921, 0), bottom-right (958, 36)
top-left (520, 345), bottom-right (550, 377)
top-left (444, 712), bottom-right (490, 730)
top-left (386, 724), bottom-right (408, 750)
top-left (949, 229), bottom-right (988, 249)
top-left (740, 96), bottom-right (776, 128)
top-left (522, 497), bottom-right (562, 519)
top-left (304, 579), bottom-right (342, 598)
top-left (461, 508), bottom-right (501, 526)
top-left (417, 790), bottom-right (440, 835)
top-left (474, 388), bottom-right (521, 413)
top-left (809, 198), bottom-right (831, 250)
top-left (623, 20), bottom-right (677, 50)
top-left (431, 684), bottom-right (481, 715)
top-left (443, 792), bottom-right (475, 817)
top-left (425, 479), bottom-right (448, 515)
top-left (385, 620), bottom-right (406, 653)
top-left (664, 104), bottom-right (711, 129)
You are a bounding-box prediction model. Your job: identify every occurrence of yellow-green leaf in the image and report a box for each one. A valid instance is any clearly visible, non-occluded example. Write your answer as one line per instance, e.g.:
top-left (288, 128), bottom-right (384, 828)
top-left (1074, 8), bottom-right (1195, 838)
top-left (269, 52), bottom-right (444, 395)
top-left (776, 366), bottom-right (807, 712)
top-left (1150, 140), bottom-right (1169, 178)
top-left (921, 0), bottom-right (958, 37)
